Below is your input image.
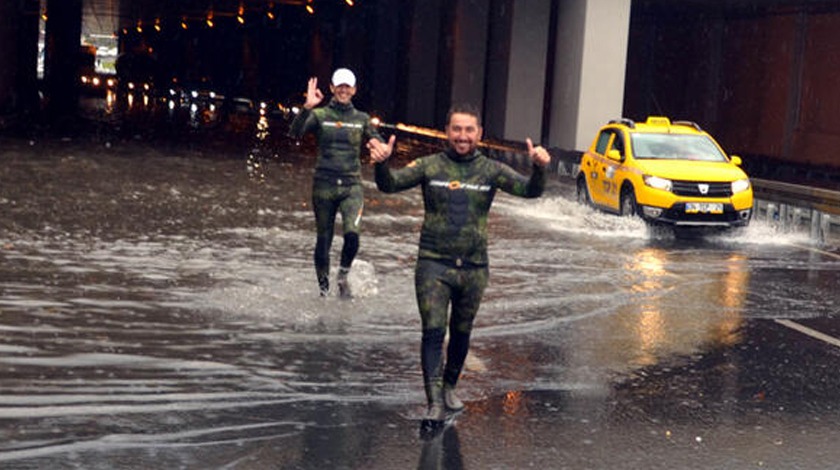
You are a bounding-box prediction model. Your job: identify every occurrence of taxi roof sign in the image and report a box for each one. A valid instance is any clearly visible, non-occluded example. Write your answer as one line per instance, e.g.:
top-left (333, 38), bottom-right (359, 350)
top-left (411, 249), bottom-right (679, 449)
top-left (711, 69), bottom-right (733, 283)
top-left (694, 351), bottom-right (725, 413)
top-left (645, 116), bottom-right (671, 126)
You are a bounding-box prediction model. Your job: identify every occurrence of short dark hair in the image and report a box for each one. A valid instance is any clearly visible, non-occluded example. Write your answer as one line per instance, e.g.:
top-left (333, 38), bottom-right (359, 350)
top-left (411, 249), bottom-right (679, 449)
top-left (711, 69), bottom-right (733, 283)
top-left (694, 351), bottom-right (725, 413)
top-left (446, 103), bottom-right (481, 127)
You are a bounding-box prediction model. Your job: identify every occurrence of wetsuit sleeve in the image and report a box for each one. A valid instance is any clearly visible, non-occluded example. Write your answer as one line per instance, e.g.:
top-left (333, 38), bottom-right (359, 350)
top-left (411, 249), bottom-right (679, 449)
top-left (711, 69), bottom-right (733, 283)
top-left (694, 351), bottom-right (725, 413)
top-left (495, 163), bottom-right (546, 198)
top-left (288, 107), bottom-right (318, 139)
top-left (375, 160), bottom-right (426, 193)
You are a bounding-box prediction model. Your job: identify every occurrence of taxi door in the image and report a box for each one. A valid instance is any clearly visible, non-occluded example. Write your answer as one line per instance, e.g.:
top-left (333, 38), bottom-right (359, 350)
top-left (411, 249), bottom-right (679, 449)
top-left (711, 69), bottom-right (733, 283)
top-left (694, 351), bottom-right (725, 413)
top-left (600, 131), bottom-right (625, 212)
top-left (587, 130), bottom-right (623, 210)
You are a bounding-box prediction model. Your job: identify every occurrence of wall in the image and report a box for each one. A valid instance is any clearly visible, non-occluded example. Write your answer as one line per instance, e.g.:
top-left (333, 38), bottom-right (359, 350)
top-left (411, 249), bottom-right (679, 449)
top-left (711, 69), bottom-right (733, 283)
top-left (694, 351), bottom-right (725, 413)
top-left (794, 12), bottom-right (840, 167)
top-left (626, 4), bottom-right (840, 169)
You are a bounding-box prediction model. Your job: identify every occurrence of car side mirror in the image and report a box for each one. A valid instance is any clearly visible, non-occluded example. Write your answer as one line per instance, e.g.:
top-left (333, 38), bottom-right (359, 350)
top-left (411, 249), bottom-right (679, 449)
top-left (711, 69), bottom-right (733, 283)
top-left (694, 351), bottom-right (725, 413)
top-left (607, 149), bottom-right (622, 161)
top-left (730, 155), bottom-right (742, 166)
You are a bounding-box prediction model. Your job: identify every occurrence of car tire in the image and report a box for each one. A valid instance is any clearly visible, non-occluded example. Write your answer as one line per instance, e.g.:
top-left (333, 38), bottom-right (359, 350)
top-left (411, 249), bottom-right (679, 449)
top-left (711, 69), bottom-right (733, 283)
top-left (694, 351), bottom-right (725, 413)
top-left (576, 175), bottom-right (592, 206)
top-left (620, 187), bottom-right (637, 217)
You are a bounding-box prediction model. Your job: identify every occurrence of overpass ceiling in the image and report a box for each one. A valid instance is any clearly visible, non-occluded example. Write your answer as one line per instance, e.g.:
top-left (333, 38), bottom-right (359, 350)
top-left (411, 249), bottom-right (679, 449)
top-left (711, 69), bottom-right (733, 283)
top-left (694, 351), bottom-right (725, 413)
top-left (79, 0), bottom-right (840, 36)
top-left (83, 0), bottom-right (312, 34)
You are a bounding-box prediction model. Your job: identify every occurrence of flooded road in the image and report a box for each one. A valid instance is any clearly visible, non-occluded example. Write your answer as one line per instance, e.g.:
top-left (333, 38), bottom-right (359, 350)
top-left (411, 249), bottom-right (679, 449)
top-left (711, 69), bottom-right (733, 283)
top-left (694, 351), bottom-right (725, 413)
top-left (1, 131), bottom-right (840, 469)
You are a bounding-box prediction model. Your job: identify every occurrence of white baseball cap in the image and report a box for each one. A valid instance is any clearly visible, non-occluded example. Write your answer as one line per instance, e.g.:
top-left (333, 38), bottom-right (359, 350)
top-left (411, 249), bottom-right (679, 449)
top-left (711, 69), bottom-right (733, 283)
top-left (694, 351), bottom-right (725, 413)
top-left (331, 68), bottom-right (356, 87)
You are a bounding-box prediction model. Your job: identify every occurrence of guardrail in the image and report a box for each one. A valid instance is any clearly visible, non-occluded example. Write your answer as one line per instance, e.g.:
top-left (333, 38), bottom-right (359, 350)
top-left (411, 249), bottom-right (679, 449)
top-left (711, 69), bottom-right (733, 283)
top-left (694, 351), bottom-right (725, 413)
top-left (751, 178), bottom-right (840, 216)
top-left (751, 179), bottom-right (838, 244)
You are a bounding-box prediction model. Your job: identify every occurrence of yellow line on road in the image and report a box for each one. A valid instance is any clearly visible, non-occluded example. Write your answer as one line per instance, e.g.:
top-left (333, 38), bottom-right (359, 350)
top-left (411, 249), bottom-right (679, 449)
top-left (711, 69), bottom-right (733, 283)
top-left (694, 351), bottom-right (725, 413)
top-left (775, 319), bottom-right (840, 349)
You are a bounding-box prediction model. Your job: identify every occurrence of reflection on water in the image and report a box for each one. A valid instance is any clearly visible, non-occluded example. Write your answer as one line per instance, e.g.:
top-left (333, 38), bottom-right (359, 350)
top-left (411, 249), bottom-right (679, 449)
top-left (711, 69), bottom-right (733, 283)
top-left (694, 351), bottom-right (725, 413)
top-left (1, 124), bottom-right (838, 467)
top-left (418, 427), bottom-right (463, 470)
top-left (619, 246), bottom-right (749, 367)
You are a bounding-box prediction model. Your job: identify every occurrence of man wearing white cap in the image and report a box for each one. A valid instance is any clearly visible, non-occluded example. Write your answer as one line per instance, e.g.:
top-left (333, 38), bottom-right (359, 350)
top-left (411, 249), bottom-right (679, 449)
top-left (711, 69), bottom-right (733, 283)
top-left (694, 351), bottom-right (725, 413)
top-left (289, 68), bottom-right (384, 298)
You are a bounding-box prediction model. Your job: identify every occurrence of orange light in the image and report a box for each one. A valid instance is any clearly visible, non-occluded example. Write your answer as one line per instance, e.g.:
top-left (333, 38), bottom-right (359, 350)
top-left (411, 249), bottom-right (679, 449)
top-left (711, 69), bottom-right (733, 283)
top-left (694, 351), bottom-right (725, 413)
top-left (345, 0), bottom-right (354, 5)
top-left (306, 5), bottom-right (314, 14)
top-left (181, 18), bottom-right (188, 29)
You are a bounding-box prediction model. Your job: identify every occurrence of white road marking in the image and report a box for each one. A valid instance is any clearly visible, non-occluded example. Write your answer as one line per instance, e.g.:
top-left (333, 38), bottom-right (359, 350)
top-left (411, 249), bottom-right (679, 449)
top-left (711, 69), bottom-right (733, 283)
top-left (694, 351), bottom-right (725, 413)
top-left (775, 319), bottom-right (840, 349)
top-left (791, 243), bottom-right (840, 260)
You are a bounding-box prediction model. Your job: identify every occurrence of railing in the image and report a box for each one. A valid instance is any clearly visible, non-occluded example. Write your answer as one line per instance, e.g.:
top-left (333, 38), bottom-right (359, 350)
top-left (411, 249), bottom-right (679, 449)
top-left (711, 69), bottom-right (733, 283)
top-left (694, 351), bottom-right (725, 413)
top-left (751, 178), bottom-right (840, 216)
top-left (751, 178), bottom-right (839, 244)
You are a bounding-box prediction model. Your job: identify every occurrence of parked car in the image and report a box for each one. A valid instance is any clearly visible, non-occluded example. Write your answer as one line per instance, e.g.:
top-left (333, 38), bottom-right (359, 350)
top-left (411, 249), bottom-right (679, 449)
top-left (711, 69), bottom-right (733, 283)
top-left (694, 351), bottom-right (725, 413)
top-left (576, 116), bottom-right (753, 233)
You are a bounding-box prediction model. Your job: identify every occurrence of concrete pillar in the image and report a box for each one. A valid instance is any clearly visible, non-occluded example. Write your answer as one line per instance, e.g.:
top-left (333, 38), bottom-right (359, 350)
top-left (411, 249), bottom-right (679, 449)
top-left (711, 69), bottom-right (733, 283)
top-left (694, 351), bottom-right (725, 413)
top-left (403, 0), bottom-right (492, 128)
top-left (403, 0), bottom-right (444, 127)
top-left (547, 0), bottom-right (631, 151)
top-left (441, 0), bottom-right (491, 127)
top-left (398, 0), bottom-right (494, 128)
top-left (44, 0), bottom-right (83, 118)
top-left (485, 0), bottom-right (551, 142)
top-left (0, 0), bottom-right (19, 117)
top-left (0, 0), bottom-right (40, 122)
top-left (366, 0), bottom-right (406, 121)
top-left (484, 0), bottom-right (514, 139)
top-left (402, 0), bottom-right (506, 130)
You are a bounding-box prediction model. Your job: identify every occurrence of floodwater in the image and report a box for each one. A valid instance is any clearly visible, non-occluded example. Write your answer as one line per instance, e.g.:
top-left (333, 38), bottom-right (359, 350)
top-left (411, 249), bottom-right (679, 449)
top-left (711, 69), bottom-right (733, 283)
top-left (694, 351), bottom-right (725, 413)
top-left (1, 124), bottom-right (840, 469)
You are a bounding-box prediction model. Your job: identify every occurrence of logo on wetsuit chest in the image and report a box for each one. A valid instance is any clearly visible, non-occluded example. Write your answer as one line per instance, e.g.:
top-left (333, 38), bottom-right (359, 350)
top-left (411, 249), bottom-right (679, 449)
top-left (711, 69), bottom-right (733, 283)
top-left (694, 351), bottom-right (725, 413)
top-left (430, 180), bottom-right (491, 192)
top-left (323, 121), bottom-right (363, 129)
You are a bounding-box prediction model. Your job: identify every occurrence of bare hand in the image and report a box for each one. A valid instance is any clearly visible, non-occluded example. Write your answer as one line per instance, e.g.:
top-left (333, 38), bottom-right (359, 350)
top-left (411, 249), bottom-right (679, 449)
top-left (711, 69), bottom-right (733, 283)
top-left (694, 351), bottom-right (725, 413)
top-left (367, 135), bottom-right (396, 163)
top-left (526, 138), bottom-right (550, 168)
top-left (304, 77), bottom-right (323, 109)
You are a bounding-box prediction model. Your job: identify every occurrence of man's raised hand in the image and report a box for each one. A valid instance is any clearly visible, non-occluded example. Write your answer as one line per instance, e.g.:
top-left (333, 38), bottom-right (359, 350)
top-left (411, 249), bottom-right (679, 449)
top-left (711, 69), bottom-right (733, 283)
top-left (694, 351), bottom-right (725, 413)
top-left (304, 77), bottom-right (324, 109)
top-left (367, 135), bottom-right (396, 163)
top-left (526, 138), bottom-right (551, 168)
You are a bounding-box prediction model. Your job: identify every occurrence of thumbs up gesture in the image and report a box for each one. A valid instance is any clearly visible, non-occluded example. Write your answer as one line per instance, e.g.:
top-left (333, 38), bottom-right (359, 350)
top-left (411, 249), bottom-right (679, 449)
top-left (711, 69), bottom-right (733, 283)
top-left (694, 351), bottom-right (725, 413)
top-left (526, 138), bottom-right (550, 167)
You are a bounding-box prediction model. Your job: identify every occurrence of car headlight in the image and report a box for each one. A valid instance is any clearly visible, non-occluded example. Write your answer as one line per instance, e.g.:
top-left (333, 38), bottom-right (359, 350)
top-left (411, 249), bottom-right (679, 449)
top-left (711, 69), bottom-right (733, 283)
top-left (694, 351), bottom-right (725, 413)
top-left (731, 178), bottom-right (751, 194)
top-left (644, 175), bottom-right (672, 191)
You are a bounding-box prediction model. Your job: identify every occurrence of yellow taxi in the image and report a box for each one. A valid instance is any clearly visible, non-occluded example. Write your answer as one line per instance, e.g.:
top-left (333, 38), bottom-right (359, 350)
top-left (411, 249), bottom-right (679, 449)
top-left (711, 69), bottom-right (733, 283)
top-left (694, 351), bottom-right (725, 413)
top-left (576, 116), bottom-right (753, 230)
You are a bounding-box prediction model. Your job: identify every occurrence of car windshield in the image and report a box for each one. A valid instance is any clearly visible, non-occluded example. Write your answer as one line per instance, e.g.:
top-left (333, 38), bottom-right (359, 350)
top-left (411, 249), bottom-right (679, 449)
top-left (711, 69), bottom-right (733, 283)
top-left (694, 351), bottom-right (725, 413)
top-left (630, 133), bottom-right (728, 162)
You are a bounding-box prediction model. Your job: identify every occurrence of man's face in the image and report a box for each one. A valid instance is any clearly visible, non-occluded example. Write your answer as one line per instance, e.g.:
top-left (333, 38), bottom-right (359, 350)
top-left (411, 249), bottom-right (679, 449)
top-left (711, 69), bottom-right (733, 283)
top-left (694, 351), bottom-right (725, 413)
top-left (330, 84), bottom-right (356, 104)
top-left (446, 112), bottom-right (482, 155)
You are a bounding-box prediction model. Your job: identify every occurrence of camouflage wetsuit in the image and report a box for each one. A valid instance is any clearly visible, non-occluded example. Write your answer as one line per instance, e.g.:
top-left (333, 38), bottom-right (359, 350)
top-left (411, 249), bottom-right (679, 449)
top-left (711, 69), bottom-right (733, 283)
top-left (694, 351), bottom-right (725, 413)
top-left (375, 147), bottom-right (546, 406)
top-left (289, 98), bottom-right (383, 294)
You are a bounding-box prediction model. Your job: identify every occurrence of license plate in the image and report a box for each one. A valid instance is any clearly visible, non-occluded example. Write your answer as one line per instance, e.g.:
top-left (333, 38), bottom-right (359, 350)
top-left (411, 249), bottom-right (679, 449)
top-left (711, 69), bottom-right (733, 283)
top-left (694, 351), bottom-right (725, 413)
top-left (685, 202), bottom-right (723, 214)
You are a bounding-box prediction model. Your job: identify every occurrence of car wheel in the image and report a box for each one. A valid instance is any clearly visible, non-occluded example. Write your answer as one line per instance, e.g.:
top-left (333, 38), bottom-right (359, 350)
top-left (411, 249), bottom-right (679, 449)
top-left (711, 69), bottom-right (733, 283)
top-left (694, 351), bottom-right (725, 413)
top-left (620, 187), bottom-right (637, 217)
top-left (576, 175), bottom-right (592, 205)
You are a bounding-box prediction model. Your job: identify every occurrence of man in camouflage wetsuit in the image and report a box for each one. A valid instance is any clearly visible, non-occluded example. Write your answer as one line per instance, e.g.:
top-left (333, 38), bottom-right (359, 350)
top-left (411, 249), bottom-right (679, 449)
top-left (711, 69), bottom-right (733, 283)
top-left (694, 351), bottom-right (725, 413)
top-left (289, 68), bottom-right (384, 297)
top-left (367, 104), bottom-right (551, 420)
